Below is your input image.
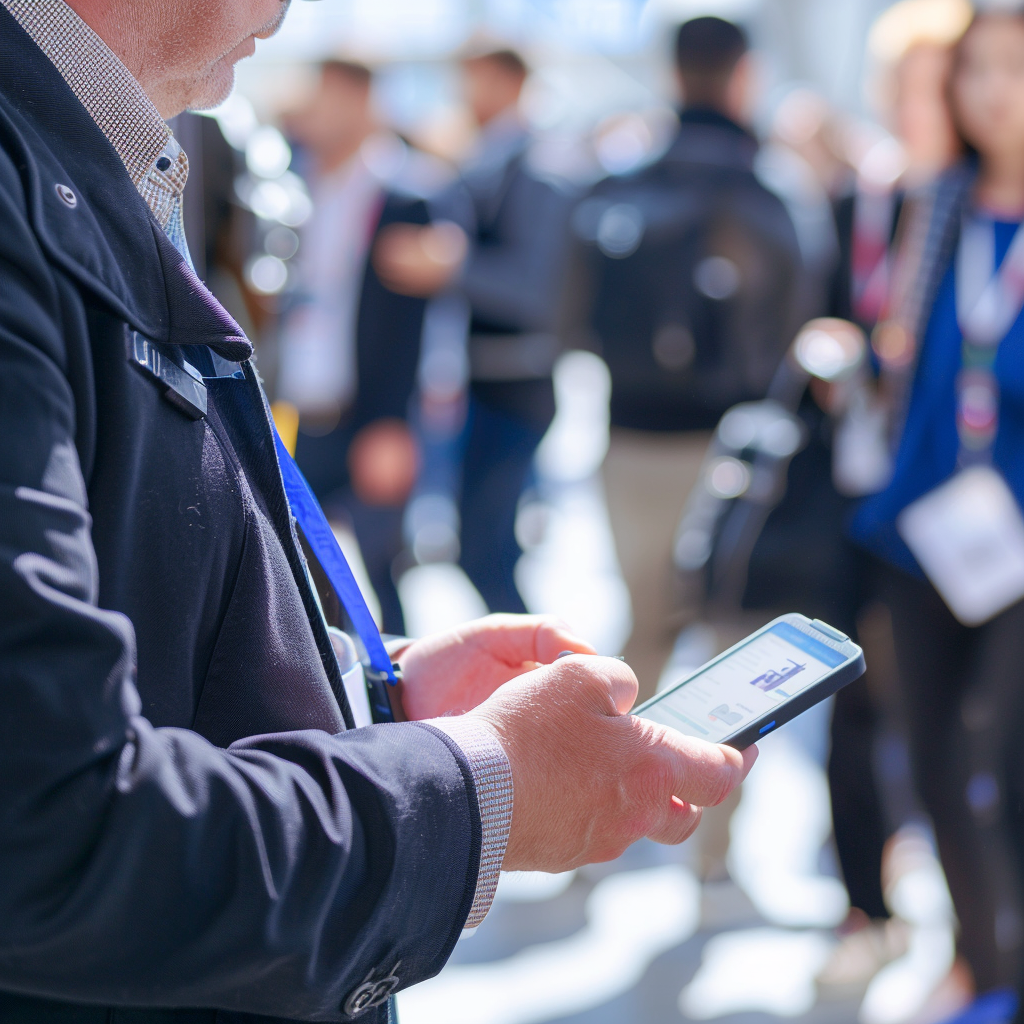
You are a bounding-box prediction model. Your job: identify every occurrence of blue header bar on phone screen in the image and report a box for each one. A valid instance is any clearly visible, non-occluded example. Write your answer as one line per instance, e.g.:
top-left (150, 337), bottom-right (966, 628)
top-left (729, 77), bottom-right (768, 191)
top-left (769, 622), bottom-right (847, 667)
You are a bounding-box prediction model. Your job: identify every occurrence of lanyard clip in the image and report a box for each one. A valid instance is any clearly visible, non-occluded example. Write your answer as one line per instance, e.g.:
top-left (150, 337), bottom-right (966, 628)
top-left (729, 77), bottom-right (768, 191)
top-left (365, 663), bottom-right (403, 724)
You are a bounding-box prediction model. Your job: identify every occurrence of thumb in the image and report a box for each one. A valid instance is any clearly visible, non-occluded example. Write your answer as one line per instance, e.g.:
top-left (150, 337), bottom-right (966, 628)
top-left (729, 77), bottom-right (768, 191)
top-left (560, 656), bottom-right (638, 717)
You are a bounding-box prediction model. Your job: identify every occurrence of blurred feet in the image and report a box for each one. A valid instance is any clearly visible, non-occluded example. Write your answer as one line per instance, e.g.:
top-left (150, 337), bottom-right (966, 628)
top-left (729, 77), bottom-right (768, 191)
top-left (817, 824), bottom-right (970, 1024)
top-left (817, 912), bottom-right (910, 997)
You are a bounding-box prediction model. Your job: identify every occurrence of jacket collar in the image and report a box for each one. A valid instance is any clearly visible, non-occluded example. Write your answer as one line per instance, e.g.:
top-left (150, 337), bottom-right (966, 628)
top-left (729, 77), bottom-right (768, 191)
top-left (665, 106), bottom-right (759, 172)
top-left (0, 6), bottom-right (251, 360)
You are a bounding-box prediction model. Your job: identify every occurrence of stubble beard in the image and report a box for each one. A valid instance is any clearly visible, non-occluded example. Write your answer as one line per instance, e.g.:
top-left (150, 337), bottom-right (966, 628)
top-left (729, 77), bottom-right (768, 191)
top-left (186, 61), bottom-right (237, 112)
top-left (179, 2), bottom-right (292, 114)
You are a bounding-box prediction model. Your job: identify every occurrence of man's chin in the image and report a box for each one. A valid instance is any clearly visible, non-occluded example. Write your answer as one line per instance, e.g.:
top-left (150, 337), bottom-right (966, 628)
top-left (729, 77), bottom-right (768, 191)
top-left (186, 64), bottom-right (237, 113)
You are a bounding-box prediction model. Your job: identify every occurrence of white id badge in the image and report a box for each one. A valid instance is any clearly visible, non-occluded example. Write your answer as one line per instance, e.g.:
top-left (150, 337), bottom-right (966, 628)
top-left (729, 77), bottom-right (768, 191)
top-left (897, 465), bottom-right (1024, 626)
top-left (329, 627), bottom-right (374, 728)
top-left (342, 662), bottom-right (374, 729)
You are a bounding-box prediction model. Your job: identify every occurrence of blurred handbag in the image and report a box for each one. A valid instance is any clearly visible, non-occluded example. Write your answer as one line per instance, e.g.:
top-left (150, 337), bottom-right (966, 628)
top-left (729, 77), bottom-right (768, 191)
top-left (674, 319), bottom-right (869, 618)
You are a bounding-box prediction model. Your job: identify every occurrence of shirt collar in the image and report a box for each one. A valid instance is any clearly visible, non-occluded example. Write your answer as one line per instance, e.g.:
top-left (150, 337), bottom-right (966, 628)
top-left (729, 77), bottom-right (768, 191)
top-left (0, 0), bottom-right (189, 229)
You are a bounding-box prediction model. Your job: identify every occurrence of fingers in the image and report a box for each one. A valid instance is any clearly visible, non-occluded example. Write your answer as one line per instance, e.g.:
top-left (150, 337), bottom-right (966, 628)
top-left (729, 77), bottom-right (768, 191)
top-left (738, 743), bottom-right (759, 780)
top-left (648, 798), bottom-right (703, 846)
top-left (562, 656), bottom-right (638, 716)
top-left (463, 614), bottom-right (596, 667)
top-left (638, 733), bottom-right (754, 847)
top-left (532, 618), bottom-right (597, 663)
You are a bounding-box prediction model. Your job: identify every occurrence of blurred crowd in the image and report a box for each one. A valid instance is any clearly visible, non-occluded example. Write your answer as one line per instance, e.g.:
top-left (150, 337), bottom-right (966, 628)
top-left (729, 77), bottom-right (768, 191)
top-left (176, 1), bottom-right (1024, 1020)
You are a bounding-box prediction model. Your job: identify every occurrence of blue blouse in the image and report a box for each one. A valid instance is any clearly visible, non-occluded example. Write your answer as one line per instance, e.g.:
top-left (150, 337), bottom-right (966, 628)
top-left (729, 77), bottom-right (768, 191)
top-left (850, 220), bottom-right (1024, 575)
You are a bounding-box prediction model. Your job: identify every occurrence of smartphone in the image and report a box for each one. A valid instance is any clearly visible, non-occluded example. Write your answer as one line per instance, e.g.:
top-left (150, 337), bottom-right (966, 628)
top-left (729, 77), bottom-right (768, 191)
top-left (634, 614), bottom-right (865, 750)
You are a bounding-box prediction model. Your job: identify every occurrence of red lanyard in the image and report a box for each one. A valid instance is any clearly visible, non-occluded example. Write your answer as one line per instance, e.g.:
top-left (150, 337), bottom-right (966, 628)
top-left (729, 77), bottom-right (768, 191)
top-left (852, 187), bottom-right (896, 325)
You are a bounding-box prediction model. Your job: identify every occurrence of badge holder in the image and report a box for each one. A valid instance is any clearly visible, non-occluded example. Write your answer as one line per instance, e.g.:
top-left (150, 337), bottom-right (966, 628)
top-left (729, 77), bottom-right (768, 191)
top-left (898, 466), bottom-right (1024, 626)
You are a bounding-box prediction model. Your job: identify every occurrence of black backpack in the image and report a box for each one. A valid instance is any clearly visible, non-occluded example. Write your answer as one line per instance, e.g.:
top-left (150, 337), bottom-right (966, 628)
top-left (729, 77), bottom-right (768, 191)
top-left (570, 120), bottom-right (804, 432)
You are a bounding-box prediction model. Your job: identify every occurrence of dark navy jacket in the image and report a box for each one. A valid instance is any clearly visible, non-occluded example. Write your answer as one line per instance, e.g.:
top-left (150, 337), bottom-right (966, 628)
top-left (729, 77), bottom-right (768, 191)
top-left (0, 12), bottom-right (480, 1023)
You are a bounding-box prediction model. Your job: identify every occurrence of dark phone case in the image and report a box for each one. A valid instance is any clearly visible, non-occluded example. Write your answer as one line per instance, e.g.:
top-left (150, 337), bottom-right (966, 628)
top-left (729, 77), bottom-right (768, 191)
top-left (721, 651), bottom-right (866, 749)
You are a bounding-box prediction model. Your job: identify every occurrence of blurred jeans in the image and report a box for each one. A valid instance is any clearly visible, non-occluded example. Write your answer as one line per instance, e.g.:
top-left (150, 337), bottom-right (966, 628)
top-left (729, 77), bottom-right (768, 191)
top-left (459, 398), bottom-right (548, 615)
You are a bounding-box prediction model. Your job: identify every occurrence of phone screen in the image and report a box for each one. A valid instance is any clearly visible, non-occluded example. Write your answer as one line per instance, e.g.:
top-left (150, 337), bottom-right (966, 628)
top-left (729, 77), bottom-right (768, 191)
top-left (638, 622), bottom-right (849, 743)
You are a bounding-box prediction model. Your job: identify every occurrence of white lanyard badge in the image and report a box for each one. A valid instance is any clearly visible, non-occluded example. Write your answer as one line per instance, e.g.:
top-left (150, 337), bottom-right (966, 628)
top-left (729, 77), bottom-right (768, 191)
top-left (898, 215), bottom-right (1024, 625)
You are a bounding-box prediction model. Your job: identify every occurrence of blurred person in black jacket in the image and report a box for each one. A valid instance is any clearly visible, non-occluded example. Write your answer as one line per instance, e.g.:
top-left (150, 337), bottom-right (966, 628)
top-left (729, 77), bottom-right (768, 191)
top-left (278, 61), bottom-right (436, 635)
top-left (375, 49), bottom-right (575, 614)
top-left (577, 17), bottom-right (803, 699)
top-left (454, 49), bottom-right (575, 614)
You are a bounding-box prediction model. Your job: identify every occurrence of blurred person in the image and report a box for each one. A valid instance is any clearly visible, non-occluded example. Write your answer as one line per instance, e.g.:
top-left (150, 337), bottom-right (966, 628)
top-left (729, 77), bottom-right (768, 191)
top-left (573, 16), bottom-right (804, 699)
top-left (762, 87), bottom-right (842, 283)
top-left (817, 0), bottom-right (970, 993)
top-left (833, 0), bottom-right (971, 333)
top-left (769, 87), bottom-right (852, 200)
top-left (451, 49), bottom-right (576, 615)
top-left (278, 59), bottom-right (439, 634)
top-left (850, 7), bottom-right (1024, 1004)
top-left (376, 48), bottom-right (576, 615)
top-left (0, 1), bottom-right (762, 1022)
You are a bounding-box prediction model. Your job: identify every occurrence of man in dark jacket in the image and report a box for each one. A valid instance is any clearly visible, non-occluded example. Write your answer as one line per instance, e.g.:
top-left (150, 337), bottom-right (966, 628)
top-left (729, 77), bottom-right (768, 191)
top-left (579, 17), bottom-right (803, 698)
top-left (377, 49), bottom-right (576, 614)
top-left (452, 49), bottom-right (575, 615)
top-left (0, 2), bottom-right (754, 1022)
top-left (278, 60), bottom-right (436, 636)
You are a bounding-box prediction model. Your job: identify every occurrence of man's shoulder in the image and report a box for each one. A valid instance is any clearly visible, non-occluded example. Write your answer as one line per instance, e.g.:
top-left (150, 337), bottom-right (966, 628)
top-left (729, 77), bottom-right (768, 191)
top-left (0, 93), bottom-right (57, 283)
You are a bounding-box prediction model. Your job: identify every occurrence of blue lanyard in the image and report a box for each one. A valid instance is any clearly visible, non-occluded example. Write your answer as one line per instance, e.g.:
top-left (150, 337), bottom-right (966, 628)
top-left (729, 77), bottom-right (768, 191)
top-left (158, 214), bottom-right (397, 712)
top-left (272, 429), bottom-right (398, 690)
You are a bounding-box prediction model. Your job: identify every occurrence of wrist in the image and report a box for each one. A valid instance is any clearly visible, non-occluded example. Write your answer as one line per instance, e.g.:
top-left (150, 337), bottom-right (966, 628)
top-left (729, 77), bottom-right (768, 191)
top-left (427, 714), bottom-right (514, 927)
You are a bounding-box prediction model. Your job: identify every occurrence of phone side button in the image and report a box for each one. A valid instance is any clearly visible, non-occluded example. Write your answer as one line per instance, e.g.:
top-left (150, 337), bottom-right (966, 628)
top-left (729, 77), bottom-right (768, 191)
top-left (810, 619), bottom-right (850, 642)
top-left (759, 721), bottom-right (777, 735)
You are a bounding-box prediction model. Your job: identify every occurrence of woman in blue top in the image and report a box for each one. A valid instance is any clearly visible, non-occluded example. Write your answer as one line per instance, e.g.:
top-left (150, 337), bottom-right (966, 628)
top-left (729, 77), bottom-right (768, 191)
top-left (851, 9), bottom-right (1024, 999)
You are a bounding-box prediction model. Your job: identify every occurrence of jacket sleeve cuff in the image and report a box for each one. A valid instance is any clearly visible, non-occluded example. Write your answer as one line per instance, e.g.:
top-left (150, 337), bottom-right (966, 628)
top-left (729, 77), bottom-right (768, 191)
top-left (426, 715), bottom-right (513, 928)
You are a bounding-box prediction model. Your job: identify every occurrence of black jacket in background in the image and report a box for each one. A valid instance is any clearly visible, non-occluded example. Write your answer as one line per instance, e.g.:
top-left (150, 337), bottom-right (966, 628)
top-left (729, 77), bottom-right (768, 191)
top-left (0, 12), bottom-right (480, 1023)
top-left (447, 128), bottom-right (576, 429)
top-left (575, 108), bottom-right (804, 433)
top-left (827, 187), bottom-right (904, 334)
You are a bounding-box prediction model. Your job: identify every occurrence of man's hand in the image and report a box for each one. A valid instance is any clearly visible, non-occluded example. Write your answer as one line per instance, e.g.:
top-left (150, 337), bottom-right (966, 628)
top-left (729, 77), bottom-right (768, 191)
top-left (372, 221), bottom-right (468, 297)
top-left (347, 419), bottom-right (419, 507)
top-left (467, 655), bottom-right (758, 872)
top-left (396, 614), bottom-right (595, 722)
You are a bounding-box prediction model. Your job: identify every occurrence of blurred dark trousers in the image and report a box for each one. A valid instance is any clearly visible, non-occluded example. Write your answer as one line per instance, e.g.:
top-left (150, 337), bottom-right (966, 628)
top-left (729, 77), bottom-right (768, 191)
top-left (885, 566), bottom-right (1024, 989)
top-left (459, 397), bottom-right (549, 614)
top-left (343, 498), bottom-right (406, 637)
top-left (829, 674), bottom-right (891, 921)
